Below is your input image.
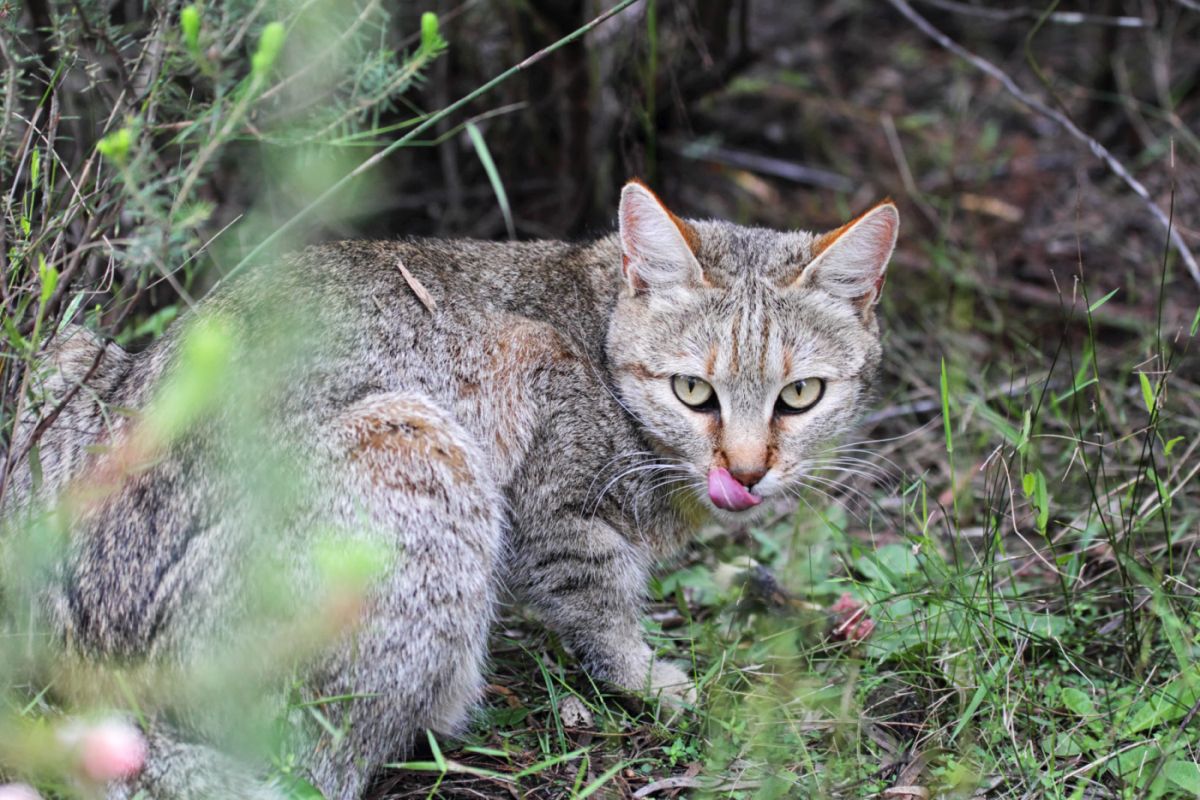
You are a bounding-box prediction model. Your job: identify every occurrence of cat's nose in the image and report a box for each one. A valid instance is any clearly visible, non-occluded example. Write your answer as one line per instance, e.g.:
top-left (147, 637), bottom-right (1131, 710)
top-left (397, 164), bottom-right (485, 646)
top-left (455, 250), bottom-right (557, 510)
top-left (729, 466), bottom-right (767, 489)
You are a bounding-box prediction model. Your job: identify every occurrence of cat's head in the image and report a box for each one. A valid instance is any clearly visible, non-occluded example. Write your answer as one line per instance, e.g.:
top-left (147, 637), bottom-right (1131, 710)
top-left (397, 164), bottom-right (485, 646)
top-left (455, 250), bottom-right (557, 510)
top-left (606, 180), bottom-right (898, 521)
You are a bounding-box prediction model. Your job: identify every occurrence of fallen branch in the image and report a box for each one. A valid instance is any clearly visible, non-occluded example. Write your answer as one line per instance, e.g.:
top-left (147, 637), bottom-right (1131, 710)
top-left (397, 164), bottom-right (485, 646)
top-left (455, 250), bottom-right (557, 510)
top-left (885, 0), bottom-right (1200, 289)
top-left (915, 0), bottom-right (1149, 28)
top-left (632, 775), bottom-right (761, 798)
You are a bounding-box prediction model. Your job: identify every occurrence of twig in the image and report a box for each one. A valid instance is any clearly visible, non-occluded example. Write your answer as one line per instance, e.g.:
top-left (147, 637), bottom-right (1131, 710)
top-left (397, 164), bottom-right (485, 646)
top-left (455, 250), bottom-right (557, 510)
top-left (632, 776), bottom-right (761, 798)
top-left (223, 0), bottom-right (644, 282)
top-left (884, 0), bottom-right (1200, 289)
top-left (915, 0), bottom-right (1149, 27)
top-left (666, 139), bottom-right (855, 192)
top-left (396, 259), bottom-right (437, 314)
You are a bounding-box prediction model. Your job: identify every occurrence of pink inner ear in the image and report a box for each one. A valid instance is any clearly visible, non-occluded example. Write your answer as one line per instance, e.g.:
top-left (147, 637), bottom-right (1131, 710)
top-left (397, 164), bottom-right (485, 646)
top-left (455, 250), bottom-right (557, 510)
top-left (618, 181), bottom-right (705, 290)
top-left (864, 209), bottom-right (898, 266)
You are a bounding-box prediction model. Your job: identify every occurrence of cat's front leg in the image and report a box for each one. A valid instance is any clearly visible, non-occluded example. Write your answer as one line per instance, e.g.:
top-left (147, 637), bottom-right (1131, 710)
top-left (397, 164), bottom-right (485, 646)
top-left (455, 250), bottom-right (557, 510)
top-left (504, 514), bottom-right (695, 707)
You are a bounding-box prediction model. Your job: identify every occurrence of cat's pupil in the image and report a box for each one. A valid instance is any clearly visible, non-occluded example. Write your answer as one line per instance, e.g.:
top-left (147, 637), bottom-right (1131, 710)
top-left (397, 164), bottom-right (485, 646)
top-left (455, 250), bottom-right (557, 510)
top-left (687, 377), bottom-right (697, 393)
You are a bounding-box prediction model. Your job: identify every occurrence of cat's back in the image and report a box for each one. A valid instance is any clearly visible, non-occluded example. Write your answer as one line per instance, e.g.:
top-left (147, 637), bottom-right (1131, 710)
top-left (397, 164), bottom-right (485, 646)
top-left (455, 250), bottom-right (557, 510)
top-left (256, 236), bottom-right (615, 321)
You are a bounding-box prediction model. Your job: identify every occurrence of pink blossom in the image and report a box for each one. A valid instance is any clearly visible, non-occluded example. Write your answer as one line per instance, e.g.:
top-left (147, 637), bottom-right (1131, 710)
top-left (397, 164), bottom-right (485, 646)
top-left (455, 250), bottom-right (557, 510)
top-left (76, 719), bottom-right (148, 782)
top-left (829, 593), bottom-right (876, 642)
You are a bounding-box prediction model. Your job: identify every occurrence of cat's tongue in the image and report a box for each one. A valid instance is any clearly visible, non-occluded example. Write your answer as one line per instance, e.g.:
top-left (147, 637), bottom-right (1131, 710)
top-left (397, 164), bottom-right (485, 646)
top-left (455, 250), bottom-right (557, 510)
top-left (707, 467), bottom-right (762, 512)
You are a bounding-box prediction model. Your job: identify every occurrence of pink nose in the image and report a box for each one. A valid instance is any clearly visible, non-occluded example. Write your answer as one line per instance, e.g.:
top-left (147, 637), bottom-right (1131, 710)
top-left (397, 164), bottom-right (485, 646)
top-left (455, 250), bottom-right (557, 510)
top-left (728, 467), bottom-right (766, 489)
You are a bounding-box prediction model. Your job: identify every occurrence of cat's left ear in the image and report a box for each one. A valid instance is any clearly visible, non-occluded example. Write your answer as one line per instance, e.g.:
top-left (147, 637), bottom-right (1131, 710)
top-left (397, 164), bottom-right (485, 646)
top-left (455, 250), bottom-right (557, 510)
top-left (619, 180), bottom-right (706, 294)
top-left (795, 201), bottom-right (899, 312)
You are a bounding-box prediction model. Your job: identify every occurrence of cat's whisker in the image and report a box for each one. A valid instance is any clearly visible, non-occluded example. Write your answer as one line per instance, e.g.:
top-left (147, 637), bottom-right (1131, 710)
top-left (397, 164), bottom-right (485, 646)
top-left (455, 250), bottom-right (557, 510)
top-left (823, 418), bottom-right (938, 454)
top-left (806, 453), bottom-right (900, 485)
top-left (588, 461), bottom-right (695, 519)
top-left (800, 473), bottom-right (875, 507)
top-left (805, 463), bottom-right (897, 493)
top-left (780, 481), bottom-right (854, 525)
top-left (784, 480), bottom-right (869, 525)
top-left (584, 450), bottom-right (661, 501)
top-left (623, 475), bottom-right (700, 536)
top-left (806, 457), bottom-right (893, 481)
top-left (814, 446), bottom-right (905, 475)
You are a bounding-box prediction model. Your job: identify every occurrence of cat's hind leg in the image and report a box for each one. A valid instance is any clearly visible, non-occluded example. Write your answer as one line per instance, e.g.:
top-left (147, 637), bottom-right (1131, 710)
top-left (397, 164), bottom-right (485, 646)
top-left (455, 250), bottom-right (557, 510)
top-left (302, 391), bottom-right (504, 800)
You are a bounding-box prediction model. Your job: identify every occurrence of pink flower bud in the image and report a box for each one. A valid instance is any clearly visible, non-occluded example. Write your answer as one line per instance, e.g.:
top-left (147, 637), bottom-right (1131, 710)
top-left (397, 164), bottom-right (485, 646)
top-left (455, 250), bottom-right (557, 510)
top-left (78, 719), bottom-right (147, 782)
top-left (0, 784), bottom-right (43, 800)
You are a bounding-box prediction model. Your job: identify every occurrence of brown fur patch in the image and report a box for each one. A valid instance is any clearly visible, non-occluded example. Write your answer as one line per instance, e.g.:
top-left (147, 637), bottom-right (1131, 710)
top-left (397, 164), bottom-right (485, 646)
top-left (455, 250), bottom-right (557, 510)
top-left (349, 406), bottom-right (470, 485)
top-left (482, 321), bottom-right (576, 465)
top-left (614, 363), bottom-right (670, 381)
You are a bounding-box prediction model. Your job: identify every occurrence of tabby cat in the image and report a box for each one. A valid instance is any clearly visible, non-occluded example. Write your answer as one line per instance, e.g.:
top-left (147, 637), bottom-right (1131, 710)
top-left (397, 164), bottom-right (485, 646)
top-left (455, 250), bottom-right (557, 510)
top-left (3, 180), bottom-right (898, 799)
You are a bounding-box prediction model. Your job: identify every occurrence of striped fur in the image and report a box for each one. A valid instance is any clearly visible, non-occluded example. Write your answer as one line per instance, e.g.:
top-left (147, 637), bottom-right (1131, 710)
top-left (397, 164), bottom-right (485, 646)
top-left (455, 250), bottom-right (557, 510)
top-left (2, 184), bottom-right (896, 799)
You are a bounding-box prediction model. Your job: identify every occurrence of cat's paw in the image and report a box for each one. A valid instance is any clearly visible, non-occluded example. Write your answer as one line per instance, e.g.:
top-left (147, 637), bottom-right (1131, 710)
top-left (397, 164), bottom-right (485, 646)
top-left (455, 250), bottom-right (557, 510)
top-left (645, 659), bottom-right (697, 708)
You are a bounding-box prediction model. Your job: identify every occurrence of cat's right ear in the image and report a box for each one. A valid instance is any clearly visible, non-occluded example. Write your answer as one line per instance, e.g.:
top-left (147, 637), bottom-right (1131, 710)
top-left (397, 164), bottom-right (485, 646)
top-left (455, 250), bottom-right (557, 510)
top-left (619, 180), bottom-right (706, 294)
top-left (794, 201), bottom-right (899, 311)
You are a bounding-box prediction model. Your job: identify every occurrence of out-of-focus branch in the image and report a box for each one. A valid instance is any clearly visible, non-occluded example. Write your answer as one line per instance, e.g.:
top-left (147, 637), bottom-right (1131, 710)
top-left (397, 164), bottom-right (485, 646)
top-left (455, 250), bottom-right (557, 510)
top-left (886, 0), bottom-right (1200, 290)
top-left (916, 0), bottom-right (1150, 28)
top-left (225, 0), bottom-right (643, 282)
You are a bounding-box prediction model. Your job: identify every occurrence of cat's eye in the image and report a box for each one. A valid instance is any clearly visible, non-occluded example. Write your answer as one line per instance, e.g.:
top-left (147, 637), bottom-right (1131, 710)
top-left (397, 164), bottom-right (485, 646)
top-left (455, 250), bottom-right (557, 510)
top-left (777, 378), bottom-right (825, 414)
top-left (672, 375), bottom-right (717, 410)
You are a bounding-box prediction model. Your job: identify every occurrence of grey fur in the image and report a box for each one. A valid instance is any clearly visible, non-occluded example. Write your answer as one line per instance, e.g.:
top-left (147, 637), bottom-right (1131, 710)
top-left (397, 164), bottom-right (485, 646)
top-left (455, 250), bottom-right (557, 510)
top-left (1, 187), bottom-right (897, 799)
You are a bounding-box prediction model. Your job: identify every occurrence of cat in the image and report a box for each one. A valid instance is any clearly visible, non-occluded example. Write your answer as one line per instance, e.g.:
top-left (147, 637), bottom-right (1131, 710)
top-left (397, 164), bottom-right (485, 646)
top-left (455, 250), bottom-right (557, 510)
top-left (1, 180), bottom-right (898, 799)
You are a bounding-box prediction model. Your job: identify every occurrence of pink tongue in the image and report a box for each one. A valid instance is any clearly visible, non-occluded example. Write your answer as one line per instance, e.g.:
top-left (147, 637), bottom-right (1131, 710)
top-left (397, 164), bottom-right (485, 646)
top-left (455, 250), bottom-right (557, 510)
top-left (707, 467), bottom-right (762, 512)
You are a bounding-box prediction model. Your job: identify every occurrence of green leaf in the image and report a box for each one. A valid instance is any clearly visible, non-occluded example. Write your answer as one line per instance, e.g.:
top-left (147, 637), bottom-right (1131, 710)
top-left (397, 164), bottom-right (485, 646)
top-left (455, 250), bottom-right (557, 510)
top-left (1139, 371), bottom-right (1156, 415)
top-left (1088, 288), bottom-right (1119, 313)
top-left (466, 122), bottom-right (515, 241)
top-left (1034, 470), bottom-right (1049, 532)
top-left (1107, 743), bottom-right (1161, 786)
top-left (426, 730), bottom-right (447, 772)
top-left (145, 314), bottom-right (234, 441)
top-left (1162, 761), bottom-right (1200, 794)
top-left (1060, 687), bottom-right (1098, 718)
top-left (37, 254), bottom-right (57, 306)
top-left (1126, 664), bottom-right (1200, 734)
top-left (1163, 436), bottom-right (1185, 457)
top-left (313, 537), bottom-right (392, 593)
top-left (940, 358), bottom-right (953, 455)
top-left (56, 293), bottom-right (86, 333)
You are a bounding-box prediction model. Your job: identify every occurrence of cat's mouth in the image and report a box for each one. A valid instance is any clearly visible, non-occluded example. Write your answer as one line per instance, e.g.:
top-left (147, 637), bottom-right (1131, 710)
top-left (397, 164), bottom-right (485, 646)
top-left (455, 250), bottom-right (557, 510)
top-left (706, 467), bottom-right (763, 512)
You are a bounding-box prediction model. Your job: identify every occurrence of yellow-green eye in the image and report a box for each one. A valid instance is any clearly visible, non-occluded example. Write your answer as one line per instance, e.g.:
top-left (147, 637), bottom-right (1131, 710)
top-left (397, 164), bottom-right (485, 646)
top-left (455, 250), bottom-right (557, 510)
top-left (777, 378), bottom-right (825, 413)
top-left (672, 375), bottom-right (716, 409)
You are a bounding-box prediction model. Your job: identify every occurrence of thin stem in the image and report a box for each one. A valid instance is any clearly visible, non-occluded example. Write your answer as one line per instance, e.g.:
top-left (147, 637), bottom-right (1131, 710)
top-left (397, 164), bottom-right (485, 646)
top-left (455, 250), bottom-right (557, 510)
top-left (224, 0), bottom-right (643, 282)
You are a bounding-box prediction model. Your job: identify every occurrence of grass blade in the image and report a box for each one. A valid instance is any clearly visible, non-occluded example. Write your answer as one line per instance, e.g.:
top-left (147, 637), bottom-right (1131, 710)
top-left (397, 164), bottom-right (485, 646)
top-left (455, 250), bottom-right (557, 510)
top-left (466, 122), bottom-right (516, 240)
